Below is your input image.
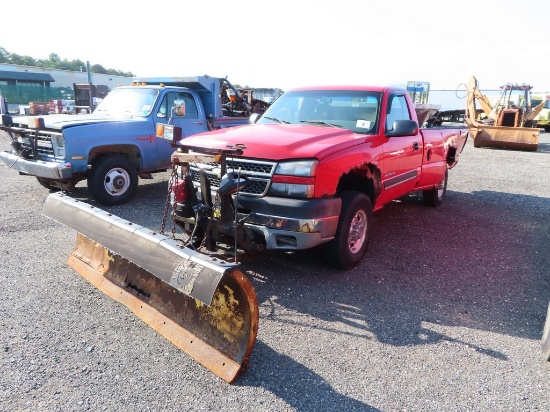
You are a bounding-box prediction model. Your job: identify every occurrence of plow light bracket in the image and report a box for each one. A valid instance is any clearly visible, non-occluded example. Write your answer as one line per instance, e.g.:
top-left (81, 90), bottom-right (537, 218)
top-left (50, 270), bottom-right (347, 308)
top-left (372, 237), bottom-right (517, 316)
top-left (156, 124), bottom-right (182, 145)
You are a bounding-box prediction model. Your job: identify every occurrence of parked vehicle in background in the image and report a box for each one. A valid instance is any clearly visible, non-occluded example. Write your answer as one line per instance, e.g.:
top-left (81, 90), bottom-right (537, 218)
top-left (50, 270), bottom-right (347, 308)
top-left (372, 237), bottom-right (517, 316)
top-left (465, 76), bottom-right (543, 151)
top-left (530, 94), bottom-right (550, 131)
top-left (0, 76), bottom-right (264, 205)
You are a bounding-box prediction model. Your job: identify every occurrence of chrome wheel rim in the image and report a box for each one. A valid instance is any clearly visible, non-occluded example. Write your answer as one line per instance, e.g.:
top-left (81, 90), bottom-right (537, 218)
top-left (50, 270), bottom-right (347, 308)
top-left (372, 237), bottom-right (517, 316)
top-left (348, 209), bottom-right (367, 254)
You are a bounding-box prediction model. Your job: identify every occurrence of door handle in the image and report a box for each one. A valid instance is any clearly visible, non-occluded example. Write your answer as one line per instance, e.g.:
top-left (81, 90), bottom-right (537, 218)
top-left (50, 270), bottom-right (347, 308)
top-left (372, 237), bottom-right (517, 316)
top-left (192, 121), bottom-right (203, 125)
top-left (413, 142), bottom-right (419, 151)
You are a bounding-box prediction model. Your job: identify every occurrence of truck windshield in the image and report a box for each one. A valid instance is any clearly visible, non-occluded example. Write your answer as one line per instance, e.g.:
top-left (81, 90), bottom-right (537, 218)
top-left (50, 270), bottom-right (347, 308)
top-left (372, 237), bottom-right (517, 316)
top-left (257, 90), bottom-right (382, 134)
top-left (93, 87), bottom-right (159, 117)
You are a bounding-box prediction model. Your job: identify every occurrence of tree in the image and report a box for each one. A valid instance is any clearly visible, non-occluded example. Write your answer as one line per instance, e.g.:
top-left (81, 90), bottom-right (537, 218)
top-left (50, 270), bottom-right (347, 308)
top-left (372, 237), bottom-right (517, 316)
top-left (0, 46), bottom-right (135, 77)
top-left (91, 64), bottom-right (108, 74)
top-left (0, 47), bottom-right (9, 63)
top-left (9, 53), bottom-right (36, 66)
top-left (49, 53), bottom-right (61, 63)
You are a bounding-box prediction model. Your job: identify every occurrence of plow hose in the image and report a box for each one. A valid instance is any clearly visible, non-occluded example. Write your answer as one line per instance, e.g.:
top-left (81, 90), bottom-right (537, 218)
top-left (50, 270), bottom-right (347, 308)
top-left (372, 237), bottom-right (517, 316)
top-left (42, 193), bottom-right (259, 383)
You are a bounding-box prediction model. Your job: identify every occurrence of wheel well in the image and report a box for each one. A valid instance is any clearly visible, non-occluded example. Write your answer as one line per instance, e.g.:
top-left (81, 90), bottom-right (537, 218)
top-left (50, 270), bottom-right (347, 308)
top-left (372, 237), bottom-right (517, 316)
top-left (89, 145), bottom-right (141, 169)
top-left (335, 163), bottom-right (380, 206)
top-left (446, 146), bottom-right (457, 164)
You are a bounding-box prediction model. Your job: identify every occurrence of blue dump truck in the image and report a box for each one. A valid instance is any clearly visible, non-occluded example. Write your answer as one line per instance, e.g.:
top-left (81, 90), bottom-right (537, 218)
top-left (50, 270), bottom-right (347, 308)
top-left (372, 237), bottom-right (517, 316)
top-left (0, 76), bottom-right (265, 205)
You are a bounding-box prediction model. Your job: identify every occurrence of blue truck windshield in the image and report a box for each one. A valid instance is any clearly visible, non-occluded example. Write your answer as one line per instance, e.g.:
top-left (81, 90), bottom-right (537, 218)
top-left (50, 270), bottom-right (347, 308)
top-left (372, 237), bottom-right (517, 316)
top-left (94, 87), bottom-right (159, 117)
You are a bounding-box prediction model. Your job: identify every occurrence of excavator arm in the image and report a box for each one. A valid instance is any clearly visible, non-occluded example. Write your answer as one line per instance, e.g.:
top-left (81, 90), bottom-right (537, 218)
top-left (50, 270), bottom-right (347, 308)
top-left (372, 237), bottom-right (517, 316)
top-left (466, 76), bottom-right (496, 124)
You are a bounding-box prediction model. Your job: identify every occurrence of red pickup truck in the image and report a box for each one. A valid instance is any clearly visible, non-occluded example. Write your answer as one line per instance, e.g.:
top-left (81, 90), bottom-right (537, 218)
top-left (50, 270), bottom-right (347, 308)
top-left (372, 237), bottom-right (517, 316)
top-left (40, 84), bottom-right (470, 381)
top-left (164, 84), bottom-right (469, 269)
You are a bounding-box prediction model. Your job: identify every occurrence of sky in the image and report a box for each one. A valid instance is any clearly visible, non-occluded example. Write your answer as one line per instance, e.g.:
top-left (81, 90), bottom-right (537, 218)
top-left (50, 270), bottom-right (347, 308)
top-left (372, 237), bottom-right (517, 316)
top-left (3, 0), bottom-right (550, 93)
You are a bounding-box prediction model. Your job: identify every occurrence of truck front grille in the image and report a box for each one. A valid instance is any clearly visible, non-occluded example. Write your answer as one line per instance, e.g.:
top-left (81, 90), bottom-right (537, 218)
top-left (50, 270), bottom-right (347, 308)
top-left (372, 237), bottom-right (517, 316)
top-left (190, 158), bottom-right (276, 197)
top-left (18, 130), bottom-right (59, 159)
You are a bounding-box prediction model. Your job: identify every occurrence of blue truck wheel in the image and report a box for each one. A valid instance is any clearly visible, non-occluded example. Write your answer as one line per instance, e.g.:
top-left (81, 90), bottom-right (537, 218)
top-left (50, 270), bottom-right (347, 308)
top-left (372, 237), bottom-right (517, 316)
top-left (87, 155), bottom-right (138, 206)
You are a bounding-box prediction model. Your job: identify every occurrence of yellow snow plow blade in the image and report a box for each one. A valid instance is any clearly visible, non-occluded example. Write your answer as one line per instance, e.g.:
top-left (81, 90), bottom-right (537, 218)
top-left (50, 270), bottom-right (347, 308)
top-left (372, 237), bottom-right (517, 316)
top-left (42, 193), bottom-right (259, 383)
top-left (470, 124), bottom-right (539, 151)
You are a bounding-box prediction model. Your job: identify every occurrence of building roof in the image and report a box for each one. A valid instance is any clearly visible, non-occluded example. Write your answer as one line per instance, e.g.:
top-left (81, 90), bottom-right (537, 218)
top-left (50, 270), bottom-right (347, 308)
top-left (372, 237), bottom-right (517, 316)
top-left (0, 70), bottom-right (55, 82)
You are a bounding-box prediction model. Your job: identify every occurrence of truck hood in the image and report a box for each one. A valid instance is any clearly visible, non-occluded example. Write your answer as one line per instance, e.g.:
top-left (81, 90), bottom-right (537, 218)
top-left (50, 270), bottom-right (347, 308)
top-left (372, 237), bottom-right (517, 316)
top-left (181, 124), bottom-right (369, 160)
top-left (12, 113), bottom-right (145, 130)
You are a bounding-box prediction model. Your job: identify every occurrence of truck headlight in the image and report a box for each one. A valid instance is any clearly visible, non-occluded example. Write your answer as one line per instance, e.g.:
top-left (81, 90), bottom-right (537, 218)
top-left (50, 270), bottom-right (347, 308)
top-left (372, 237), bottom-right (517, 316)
top-left (55, 134), bottom-right (64, 147)
top-left (269, 182), bottom-right (314, 198)
top-left (275, 160), bottom-right (318, 176)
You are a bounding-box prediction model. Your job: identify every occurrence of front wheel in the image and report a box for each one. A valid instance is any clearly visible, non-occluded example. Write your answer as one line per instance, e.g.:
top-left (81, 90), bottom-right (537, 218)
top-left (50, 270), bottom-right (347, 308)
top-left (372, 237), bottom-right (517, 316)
top-left (87, 156), bottom-right (138, 206)
top-left (322, 191), bottom-right (373, 269)
top-left (423, 168), bottom-right (448, 207)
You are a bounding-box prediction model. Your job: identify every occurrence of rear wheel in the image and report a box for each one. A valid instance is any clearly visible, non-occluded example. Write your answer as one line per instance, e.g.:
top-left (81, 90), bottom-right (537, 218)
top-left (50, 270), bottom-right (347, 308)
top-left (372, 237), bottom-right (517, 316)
top-left (423, 168), bottom-right (448, 207)
top-left (87, 156), bottom-right (138, 206)
top-left (323, 191), bottom-right (373, 269)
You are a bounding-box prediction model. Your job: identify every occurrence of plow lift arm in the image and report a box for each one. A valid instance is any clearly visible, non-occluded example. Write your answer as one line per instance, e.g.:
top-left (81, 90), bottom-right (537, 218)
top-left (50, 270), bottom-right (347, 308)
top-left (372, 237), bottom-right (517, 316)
top-left (41, 150), bottom-right (260, 382)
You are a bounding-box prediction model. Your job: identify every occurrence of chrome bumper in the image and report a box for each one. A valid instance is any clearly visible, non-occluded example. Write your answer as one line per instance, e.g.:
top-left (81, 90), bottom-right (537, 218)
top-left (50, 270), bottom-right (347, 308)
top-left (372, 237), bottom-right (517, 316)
top-left (0, 151), bottom-right (73, 180)
top-left (237, 196), bottom-right (342, 250)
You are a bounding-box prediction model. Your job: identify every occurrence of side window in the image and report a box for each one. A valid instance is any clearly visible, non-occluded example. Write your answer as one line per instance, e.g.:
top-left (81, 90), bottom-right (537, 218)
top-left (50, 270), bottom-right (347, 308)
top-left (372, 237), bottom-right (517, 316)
top-left (385, 94), bottom-right (411, 132)
top-left (156, 95), bottom-right (168, 118)
top-left (157, 92), bottom-right (199, 119)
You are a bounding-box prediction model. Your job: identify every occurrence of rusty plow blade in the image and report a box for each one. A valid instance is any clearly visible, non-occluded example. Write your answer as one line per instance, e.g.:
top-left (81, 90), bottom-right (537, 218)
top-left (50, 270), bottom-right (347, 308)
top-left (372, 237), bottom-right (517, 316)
top-left (469, 124), bottom-right (539, 151)
top-left (42, 193), bottom-right (259, 383)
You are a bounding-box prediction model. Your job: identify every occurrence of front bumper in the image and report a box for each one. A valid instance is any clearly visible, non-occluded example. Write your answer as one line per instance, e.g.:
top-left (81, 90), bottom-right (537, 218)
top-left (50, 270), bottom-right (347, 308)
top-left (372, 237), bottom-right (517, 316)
top-left (0, 151), bottom-right (73, 180)
top-left (236, 196), bottom-right (342, 250)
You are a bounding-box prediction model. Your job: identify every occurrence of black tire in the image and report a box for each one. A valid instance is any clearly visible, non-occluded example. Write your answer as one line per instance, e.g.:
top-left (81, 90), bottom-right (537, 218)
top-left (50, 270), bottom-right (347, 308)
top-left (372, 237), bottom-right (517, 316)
top-left (87, 155), bottom-right (138, 206)
top-left (323, 191), bottom-right (373, 269)
top-left (36, 177), bottom-right (60, 191)
top-left (423, 168), bottom-right (448, 207)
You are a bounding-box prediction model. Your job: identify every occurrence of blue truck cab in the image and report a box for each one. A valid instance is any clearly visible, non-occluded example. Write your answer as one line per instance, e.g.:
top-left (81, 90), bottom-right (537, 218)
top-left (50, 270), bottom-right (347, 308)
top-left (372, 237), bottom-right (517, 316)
top-left (0, 76), bottom-right (254, 205)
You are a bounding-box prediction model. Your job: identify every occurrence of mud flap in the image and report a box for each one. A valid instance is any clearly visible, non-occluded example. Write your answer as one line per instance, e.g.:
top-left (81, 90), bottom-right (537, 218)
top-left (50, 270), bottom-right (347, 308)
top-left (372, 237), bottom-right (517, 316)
top-left (471, 125), bottom-right (539, 151)
top-left (42, 193), bottom-right (259, 383)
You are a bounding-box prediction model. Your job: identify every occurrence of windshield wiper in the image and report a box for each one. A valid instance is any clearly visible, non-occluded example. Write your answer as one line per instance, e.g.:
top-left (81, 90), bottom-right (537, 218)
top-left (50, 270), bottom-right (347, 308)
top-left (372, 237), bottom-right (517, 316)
top-left (300, 120), bottom-right (342, 128)
top-left (263, 116), bottom-right (290, 124)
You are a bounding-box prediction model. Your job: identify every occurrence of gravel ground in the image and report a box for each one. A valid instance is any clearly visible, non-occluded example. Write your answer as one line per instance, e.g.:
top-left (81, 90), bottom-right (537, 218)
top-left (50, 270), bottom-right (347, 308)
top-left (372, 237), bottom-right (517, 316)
top-left (0, 128), bottom-right (549, 411)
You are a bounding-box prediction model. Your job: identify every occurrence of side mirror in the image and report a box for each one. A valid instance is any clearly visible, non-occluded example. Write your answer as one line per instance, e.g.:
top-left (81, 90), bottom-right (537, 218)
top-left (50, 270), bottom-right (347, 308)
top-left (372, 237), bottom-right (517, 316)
top-left (387, 119), bottom-right (418, 137)
top-left (170, 99), bottom-right (186, 117)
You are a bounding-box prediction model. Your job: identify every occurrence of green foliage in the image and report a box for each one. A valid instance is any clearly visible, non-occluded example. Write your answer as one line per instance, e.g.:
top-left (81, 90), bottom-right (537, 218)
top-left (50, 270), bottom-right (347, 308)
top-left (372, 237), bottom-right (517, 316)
top-left (0, 46), bottom-right (134, 77)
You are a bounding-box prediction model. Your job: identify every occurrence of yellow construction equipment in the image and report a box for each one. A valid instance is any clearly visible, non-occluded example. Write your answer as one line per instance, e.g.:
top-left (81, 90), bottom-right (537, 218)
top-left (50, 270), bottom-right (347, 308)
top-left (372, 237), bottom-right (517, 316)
top-left (42, 193), bottom-right (259, 383)
top-left (465, 76), bottom-right (543, 151)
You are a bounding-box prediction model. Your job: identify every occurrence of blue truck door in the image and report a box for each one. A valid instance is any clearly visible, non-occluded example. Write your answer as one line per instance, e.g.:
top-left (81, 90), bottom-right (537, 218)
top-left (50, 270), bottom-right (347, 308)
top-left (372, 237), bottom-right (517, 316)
top-left (155, 91), bottom-right (207, 169)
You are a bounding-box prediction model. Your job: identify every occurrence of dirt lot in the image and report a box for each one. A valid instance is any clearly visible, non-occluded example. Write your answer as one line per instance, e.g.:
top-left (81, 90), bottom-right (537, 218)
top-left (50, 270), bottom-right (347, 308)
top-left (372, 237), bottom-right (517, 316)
top-left (0, 129), bottom-right (549, 411)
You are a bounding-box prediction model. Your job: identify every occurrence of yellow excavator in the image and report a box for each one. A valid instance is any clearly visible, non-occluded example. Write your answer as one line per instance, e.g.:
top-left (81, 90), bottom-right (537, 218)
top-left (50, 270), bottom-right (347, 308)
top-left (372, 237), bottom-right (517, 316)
top-left (465, 76), bottom-right (545, 151)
